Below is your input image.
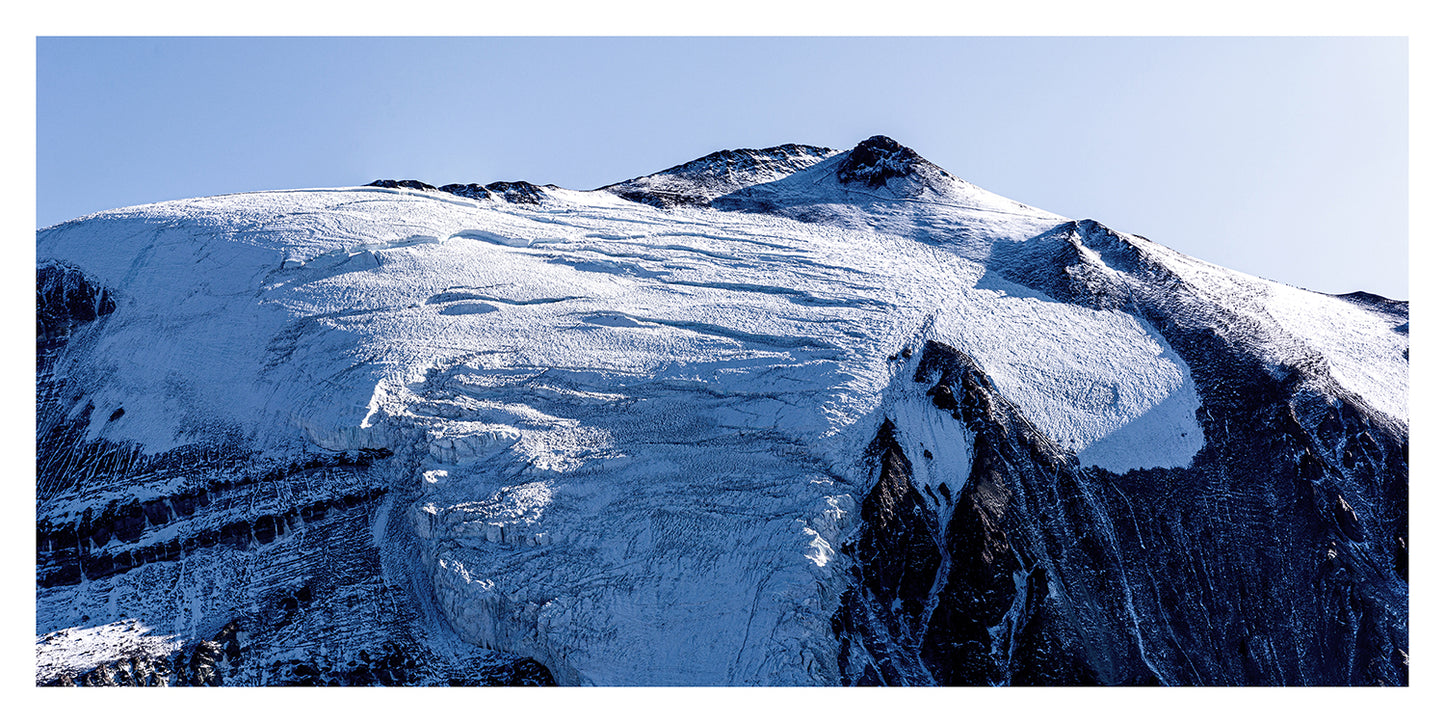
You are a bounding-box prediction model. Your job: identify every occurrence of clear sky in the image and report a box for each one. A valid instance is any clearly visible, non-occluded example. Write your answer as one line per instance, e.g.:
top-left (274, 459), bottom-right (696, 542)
top-left (36, 36), bottom-right (1407, 298)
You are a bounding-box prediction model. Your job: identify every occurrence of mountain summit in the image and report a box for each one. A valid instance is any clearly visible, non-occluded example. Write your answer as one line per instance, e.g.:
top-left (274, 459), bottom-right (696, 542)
top-left (834, 134), bottom-right (941, 187)
top-left (36, 137), bottom-right (1407, 686)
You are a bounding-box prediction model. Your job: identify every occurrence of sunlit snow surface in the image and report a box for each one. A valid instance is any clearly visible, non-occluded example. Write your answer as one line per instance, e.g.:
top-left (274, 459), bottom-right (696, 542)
top-left (37, 183), bottom-right (1405, 684)
top-left (36, 620), bottom-right (184, 682)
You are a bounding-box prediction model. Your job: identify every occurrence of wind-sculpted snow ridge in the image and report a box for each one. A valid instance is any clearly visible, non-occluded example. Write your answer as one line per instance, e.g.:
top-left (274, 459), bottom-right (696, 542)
top-left (36, 136), bottom-right (1406, 685)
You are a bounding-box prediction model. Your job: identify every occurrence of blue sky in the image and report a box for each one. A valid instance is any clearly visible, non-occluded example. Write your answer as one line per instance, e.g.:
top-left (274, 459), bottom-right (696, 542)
top-left (36, 36), bottom-right (1407, 298)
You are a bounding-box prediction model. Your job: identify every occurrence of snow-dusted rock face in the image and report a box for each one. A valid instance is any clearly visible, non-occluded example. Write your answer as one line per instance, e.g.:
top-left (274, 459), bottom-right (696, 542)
top-left (601, 142), bottom-right (837, 208)
top-left (36, 136), bottom-right (1407, 685)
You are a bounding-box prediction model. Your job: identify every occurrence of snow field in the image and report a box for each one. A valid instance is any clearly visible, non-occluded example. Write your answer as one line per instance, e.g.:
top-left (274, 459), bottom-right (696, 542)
top-left (38, 177), bottom-right (1402, 684)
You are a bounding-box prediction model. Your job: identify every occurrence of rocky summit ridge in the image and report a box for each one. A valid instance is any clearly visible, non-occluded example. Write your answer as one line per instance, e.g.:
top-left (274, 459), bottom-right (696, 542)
top-left (366, 135), bottom-right (960, 208)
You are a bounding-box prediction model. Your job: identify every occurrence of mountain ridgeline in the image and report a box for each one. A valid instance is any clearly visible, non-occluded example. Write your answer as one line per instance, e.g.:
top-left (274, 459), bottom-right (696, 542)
top-left (36, 136), bottom-right (1406, 685)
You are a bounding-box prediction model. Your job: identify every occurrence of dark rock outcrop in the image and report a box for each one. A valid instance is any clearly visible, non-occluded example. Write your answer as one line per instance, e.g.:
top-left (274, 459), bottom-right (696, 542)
top-left (365, 179), bottom-right (438, 191)
top-left (37, 263), bottom-right (115, 346)
top-left (1335, 290), bottom-right (1408, 321)
top-left (484, 180), bottom-right (547, 204)
top-left (835, 135), bottom-right (940, 188)
top-left (365, 179), bottom-right (548, 204)
top-left (437, 182), bottom-right (494, 200)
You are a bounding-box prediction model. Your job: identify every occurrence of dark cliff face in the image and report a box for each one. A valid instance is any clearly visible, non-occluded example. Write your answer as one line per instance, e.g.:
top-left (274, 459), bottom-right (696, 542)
top-left (833, 219), bottom-right (1408, 686)
top-left (37, 263), bottom-right (115, 347)
top-left (832, 421), bottom-right (944, 684)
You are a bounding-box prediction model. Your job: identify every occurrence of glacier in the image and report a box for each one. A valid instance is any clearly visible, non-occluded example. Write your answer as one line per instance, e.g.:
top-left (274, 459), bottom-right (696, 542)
top-left (36, 136), bottom-right (1407, 685)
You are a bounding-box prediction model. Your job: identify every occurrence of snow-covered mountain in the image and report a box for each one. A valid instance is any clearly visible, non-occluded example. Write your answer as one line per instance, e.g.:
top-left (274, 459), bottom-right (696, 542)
top-left (36, 136), bottom-right (1407, 686)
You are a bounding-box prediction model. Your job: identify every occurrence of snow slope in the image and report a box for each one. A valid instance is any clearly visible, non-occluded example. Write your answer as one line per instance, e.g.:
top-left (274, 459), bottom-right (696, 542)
top-left (36, 138), bottom-right (1407, 685)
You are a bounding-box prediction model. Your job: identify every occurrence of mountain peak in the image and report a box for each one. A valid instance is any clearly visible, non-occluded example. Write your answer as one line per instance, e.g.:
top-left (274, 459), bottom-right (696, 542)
top-left (835, 135), bottom-right (943, 188)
